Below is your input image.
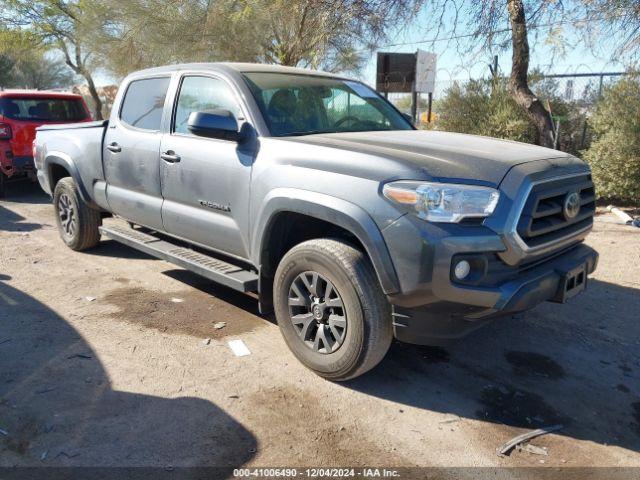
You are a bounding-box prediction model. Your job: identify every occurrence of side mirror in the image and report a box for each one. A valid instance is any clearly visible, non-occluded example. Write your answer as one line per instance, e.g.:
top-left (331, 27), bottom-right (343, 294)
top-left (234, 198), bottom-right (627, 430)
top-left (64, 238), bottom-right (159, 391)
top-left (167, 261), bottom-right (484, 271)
top-left (187, 109), bottom-right (240, 141)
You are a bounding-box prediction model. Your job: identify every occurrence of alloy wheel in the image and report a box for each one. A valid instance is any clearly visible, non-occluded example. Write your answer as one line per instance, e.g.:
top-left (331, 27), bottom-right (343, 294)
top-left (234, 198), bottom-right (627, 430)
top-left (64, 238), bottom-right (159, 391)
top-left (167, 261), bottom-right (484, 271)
top-left (58, 193), bottom-right (77, 238)
top-left (288, 271), bottom-right (347, 354)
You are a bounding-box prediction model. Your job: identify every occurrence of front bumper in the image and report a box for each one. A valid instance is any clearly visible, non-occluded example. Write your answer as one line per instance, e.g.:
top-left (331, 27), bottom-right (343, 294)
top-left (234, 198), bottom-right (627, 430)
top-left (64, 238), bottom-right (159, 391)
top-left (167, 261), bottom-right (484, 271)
top-left (380, 162), bottom-right (598, 346)
top-left (390, 243), bottom-right (597, 345)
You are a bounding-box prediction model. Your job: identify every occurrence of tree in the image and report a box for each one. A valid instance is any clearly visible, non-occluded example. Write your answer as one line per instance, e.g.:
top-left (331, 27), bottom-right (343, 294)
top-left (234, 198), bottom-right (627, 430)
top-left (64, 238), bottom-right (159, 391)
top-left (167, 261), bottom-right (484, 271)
top-left (0, 28), bottom-right (75, 89)
top-left (89, 0), bottom-right (219, 77)
top-left (94, 0), bottom-right (420, 76)
top-left (1, 0), bottom-right (106, 119)
top-left (219, 0), bottom-right (419, 72)
top-left (421, 0), bottom-right (640, 148)
top-left (0, 54), bottom-right (14, 87)
top-left (0, 28), bottom-right (34, 87)
top-left (15, 55), bottom-right (76, 90)
top-left (506, 0), bottom-right (554, 147)
top-left (579, 0), bottom-right (640, 59)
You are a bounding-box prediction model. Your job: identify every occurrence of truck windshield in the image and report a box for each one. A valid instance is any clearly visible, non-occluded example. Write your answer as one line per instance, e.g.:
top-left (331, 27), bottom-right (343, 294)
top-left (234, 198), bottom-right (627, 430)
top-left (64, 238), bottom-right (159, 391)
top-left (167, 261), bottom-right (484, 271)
top-left (0, 97), bottom-right (89, 122)
top-left (242, 72), bottom-right (413, 137)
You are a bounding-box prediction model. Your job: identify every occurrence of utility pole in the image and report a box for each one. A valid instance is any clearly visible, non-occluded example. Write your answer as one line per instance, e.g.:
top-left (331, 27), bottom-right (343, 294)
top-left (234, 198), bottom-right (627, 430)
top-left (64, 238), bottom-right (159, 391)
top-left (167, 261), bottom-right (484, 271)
top-left (598, 74), bottom-right (604, 99)
top-left (489, 55), bottom-right (499, 94)
top-left (411, 81), bottom-right (418, 124)
top-left (411, 52), bottom-right (418, 124)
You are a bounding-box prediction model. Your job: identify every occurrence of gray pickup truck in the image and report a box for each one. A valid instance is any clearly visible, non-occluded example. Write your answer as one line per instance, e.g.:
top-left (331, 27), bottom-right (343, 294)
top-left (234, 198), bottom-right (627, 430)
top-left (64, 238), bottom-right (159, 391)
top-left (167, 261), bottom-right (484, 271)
top-left (34, 63), bottom-right (598, 380)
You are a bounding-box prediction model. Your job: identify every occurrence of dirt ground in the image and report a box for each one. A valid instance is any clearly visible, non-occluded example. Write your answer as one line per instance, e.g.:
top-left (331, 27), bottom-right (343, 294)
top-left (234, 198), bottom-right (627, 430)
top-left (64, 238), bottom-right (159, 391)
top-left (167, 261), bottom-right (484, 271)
top-left (1, 181), bottom-right (639, 472)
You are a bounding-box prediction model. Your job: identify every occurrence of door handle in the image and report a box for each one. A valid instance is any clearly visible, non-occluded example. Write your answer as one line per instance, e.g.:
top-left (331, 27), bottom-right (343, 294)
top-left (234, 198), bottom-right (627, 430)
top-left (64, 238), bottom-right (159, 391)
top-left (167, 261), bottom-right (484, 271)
top-left (161, 150), bottom-right (181, 163)
top-left (106, 142), bottom-right (121, 153)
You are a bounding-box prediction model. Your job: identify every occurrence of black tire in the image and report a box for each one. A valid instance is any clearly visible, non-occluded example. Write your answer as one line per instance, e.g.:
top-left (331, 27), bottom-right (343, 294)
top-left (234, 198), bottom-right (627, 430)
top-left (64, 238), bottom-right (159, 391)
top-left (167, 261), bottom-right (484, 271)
top-left (53, 177), bottom-right (101, 251)
top-left (0, 172), bottom-right (5, 198)
top-left (273, 238), bottom-right (392, 381)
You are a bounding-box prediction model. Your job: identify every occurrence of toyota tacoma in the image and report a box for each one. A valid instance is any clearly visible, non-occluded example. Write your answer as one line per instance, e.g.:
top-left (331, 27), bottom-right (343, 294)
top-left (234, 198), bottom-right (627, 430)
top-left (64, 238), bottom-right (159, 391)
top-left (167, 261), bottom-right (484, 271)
top-left (34, 63), bottom-right (598, 380)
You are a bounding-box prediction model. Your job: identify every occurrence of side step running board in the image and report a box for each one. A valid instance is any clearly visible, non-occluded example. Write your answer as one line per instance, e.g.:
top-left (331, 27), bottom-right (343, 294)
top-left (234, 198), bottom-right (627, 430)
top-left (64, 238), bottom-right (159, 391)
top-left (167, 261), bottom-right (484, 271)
top-left (99, 224), bottom-right (259, 292)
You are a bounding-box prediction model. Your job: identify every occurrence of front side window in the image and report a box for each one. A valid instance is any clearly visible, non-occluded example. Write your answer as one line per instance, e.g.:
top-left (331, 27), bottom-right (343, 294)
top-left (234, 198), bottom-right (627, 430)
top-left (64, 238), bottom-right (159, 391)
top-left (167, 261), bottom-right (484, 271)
top-left (174, 76), bottom-right (242, 135)
top-left (119, 77), bottom-right (171, 131)
top-left (0, 97), bottom-right (89, 122)
top-left (242, 72), bottom-right (413, 137)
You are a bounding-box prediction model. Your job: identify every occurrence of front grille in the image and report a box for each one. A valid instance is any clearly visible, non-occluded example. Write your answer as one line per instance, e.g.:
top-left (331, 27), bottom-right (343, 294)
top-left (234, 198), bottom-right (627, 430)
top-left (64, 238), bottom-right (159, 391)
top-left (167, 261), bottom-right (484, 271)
top-left (517, 174), bottom-right (595, 248)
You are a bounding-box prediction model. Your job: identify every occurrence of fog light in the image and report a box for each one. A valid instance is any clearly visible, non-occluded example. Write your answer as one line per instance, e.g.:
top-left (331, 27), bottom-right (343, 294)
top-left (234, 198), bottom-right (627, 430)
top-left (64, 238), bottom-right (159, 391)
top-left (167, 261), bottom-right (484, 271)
top-left (454, 260), bottom-right (471, 280)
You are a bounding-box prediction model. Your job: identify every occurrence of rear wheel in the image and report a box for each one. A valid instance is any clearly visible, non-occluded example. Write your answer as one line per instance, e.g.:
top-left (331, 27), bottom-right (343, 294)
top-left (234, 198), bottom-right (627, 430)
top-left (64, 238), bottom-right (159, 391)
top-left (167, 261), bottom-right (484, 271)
top-left (273, 238), bottom-right (392, 381)
top-left (53, 177), bottom-right (101, 251)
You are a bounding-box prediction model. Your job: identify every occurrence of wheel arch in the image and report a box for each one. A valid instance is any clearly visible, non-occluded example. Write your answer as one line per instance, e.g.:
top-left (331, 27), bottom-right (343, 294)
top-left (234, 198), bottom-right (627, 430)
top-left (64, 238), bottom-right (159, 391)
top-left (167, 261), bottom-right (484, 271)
top-left (252, 189), bottom-right (400, 297)
top-left (44, 152), bottom-right (97, 208)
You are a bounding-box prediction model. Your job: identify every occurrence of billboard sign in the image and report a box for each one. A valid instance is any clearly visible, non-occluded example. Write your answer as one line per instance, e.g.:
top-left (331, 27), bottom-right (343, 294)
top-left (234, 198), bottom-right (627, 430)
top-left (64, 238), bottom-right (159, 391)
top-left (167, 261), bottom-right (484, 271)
top-left (376, 52), bottom-right (416, 93)
top-left (415, 50), bottom-right (437, 93)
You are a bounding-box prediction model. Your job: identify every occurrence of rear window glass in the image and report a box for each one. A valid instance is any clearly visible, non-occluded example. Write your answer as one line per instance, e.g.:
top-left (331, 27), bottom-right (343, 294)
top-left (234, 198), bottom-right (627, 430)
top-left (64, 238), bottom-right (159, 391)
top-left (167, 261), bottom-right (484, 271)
top-left (0, 97), bottom-right (89, 122)
top-left (120, 77), bottom-right (171, 131)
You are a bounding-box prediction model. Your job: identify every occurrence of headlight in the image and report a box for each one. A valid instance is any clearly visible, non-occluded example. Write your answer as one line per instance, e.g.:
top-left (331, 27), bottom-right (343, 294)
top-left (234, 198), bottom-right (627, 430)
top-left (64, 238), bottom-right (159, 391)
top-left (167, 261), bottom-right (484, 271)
top-left (383, 181), bottom-right (500, 223)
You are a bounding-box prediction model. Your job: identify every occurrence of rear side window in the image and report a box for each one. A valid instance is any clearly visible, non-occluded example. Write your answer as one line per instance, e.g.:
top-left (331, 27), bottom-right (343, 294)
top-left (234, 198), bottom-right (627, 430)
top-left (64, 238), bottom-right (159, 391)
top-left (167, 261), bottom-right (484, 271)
top-left (119, 77), bottom-right (171, 131)
top-left (0, 97), bottom-right (89, 122)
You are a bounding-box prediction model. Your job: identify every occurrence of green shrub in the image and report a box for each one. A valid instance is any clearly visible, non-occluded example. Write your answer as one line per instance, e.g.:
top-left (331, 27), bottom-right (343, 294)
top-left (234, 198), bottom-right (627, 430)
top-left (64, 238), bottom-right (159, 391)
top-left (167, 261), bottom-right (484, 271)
top-left (433, 78), bottom-right (536, 144)
top-left (583, 76), bottom-right (640, 204)
top-left (430, 75), bottom-right (591, 155)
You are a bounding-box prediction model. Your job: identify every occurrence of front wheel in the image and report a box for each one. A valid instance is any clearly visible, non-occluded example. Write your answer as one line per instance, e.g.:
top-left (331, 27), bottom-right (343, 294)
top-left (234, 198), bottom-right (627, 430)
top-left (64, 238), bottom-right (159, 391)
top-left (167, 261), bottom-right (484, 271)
top-left (0, 172), bottom-right (5, 198)
top-left (273, 238), bottom-right (392, 381)
top-left (53, 177), bottom-right (101, 251)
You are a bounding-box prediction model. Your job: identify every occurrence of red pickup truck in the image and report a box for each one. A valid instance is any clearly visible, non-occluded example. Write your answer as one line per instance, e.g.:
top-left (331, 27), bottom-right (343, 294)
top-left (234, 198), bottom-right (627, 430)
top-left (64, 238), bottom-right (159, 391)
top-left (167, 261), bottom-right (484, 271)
top-left (0, 90), bottom-right (92, 197)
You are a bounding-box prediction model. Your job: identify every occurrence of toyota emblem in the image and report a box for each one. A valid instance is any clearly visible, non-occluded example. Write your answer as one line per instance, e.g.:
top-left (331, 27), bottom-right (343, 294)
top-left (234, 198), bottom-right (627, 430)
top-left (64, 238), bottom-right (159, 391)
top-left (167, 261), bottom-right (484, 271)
top-left (563, 192), bottom-right (581, 219)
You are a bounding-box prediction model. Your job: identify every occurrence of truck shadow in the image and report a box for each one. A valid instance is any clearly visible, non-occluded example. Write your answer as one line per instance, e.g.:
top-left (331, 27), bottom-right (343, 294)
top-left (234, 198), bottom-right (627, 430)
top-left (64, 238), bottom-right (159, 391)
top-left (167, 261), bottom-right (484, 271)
top-left (85, 239), bottom-right (157, 260)
top-left (0, 279), bottom-right (257, 470)
top-left (1, 180), bottom-right (50, 205)
top-left (161, 269), bottom-right (262, 317)
top-left (345, 278), bottom-right (640, 454)
top-left (0, 205), bottom-right (44, 232)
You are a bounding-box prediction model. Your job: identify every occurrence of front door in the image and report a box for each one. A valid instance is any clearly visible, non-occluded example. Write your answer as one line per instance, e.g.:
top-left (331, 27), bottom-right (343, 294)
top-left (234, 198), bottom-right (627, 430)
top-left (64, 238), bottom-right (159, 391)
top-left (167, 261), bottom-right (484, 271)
top-left (103, 76), bottom-right (171, 230)
top-left (159, 74), bottom-right (254, 260)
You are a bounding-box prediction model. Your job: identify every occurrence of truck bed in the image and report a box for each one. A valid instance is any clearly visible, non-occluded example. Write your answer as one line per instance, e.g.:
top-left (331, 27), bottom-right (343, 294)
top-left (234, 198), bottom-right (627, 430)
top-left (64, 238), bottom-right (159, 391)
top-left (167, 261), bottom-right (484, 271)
top-left (34, 120), bottom-right (108, 200)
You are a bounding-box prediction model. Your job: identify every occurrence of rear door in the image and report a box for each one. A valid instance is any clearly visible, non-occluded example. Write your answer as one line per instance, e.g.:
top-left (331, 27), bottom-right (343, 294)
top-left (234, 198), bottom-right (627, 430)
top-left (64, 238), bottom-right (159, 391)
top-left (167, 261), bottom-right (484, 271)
top-left (103, 76), bottom-right (171, 230)
top-left (159, 74), bottom-right (254, 259)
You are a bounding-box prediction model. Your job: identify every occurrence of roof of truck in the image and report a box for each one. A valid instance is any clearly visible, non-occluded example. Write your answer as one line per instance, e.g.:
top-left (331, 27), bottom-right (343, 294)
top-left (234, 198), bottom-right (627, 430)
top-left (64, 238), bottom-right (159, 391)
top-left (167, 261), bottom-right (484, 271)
top-left (131, 62), bottom-right (342, 78)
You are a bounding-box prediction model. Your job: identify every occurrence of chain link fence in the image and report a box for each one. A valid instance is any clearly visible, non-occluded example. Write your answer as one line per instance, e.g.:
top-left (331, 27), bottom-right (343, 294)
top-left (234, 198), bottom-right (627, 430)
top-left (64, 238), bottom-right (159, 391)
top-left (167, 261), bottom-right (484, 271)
top-left (386, 71), bottom-right (633, 154)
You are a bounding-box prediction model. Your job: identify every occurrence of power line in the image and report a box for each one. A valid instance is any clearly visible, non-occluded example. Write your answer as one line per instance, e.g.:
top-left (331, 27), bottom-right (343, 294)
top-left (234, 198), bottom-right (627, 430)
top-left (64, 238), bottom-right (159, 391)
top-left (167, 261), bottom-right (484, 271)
top-left (374, 14), bottom-right (626, 50)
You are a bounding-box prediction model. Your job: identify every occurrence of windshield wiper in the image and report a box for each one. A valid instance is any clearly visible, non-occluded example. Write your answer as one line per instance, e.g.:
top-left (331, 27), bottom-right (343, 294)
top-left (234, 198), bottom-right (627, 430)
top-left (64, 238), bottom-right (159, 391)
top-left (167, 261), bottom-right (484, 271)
top-left (281, 126), bottom-right (394, 137)
top-left (281, 130), bottom-right (330, 137)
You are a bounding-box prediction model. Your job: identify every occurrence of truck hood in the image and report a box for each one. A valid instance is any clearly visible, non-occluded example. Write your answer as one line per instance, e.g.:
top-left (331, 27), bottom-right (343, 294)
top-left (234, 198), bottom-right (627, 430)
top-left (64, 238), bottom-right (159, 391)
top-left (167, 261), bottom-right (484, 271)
top-left (284, 130), bottom-right (575, 186)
